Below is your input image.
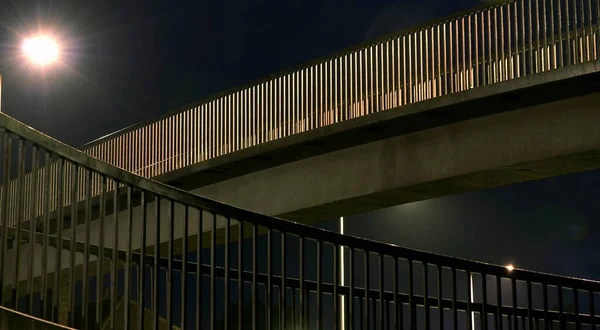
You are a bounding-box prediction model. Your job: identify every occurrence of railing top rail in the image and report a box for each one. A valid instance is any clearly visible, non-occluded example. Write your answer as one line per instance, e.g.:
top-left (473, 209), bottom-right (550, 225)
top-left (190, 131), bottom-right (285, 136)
top-left (78, 0), bottom-right (517, 150)
top-left (0, 305), bottom-right (75, 329)
top-left (3, 111), bottom-right (599, 291)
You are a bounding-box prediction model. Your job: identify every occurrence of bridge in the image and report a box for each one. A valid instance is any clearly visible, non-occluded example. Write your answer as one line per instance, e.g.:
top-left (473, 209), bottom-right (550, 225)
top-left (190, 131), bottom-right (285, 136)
top-left (0, 0), bottom-right (600, 329)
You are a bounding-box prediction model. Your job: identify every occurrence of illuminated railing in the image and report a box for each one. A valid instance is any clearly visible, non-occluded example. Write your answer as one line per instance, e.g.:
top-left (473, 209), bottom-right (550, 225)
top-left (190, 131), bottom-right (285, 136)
top-left (1, 111), bottom-right (600, 330)
top-left (2, 0), bottom-right (600, 224)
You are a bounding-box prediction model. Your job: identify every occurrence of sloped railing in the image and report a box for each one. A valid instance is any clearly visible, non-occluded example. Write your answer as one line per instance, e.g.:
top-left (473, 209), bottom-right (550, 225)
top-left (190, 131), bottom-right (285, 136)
top-left (1, 110), bottom-right (600, 329)
top-left (80, 0), bottom-right (600, 182)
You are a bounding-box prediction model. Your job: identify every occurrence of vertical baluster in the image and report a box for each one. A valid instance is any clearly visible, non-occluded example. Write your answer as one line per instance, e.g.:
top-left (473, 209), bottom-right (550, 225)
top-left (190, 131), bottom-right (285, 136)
top-left (364, 251), bottom-right (370, 330)
top-left (474, 14), bottom-right (480, 87)
top-left (317, 240), bottom-right (323, 330)
top-left (558, 285), bottom-right (565, 329)
top-left (451, 267), bottom-right (457, 330)
top-left (574, 0), bottom-right (581, 63)
top-left (0, 133), bottom-right (10, 307)
top-left (299, 236), bottom-right (305, 329)
top-left (437, 25), bottom-right (443, 93)
top-left (403, 36), bottom-right (408, 105)
top-left (137, 191), bottom-right (147, 330)
top-left (542, 283), bottom-right (549, 330)
top-left (151, 197), bottom-right (160, 329)
top-left (281, 232), bottom-right (287, 330)
top-left (449, 20), bottom-right (454, 92)
top-left (124, 186), bottom-right (132, 330)
top-left (370, 47), bottom-right (374, 114)
top-left (496, 276), bottom-right (503, 330)
top-left (508, 4), bottom-right (514, 79)
top-left (12, 139), bottom-right (25, 310)
top-left (180, 206), bottom-right (188, 330)
top-left (409, 260), bottom-right (415, 330)
top-left (574, 288), bottom-right (581, 330)
top-left (437, 265), bottom-right (444, 330)
top-left (252, 224), bottom-right (258, 330)
top-left (425, 263), bottom-right (431, 330)
top-left (210, 212), bottom-right (216, 330)
top-left (26, 146), bottom-right (38, 315)
top-left (379, 253), bottom-right (384, 330)
top-left (109, 183), bottom-right (119, 330)
top-left (589, 289), bottom-right (595, 329)
top-left (442, 23), bottom-right (447, 94)
top-left (95, 175), bottom-right (105, 328)
top-left (514, 277), bottom-right (520, 330)
top-left (481, 273), bottom-right (487, 330)
top-left (236, 220), bottom-right (243, 330)
top-left (82, 170), bottom-right (92, 330)
top-left (166, 201), bottom-right (174, 329)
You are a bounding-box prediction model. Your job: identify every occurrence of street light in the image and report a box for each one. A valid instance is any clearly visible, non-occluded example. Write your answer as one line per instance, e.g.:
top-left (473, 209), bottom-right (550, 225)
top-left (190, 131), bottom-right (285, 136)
top-left (0, 35), bottom-right (60, 113)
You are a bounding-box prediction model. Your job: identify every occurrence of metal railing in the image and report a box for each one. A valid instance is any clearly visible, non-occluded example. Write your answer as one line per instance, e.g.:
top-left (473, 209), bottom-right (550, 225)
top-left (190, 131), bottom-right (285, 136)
top-left (79, 0), bottom-right (600, 181)
top-left (0, 305), bottom-right (73, 329)
top-left (3, 0), bottom-right (600, 226)
top-left (2, 110), bottom-right (600, 329)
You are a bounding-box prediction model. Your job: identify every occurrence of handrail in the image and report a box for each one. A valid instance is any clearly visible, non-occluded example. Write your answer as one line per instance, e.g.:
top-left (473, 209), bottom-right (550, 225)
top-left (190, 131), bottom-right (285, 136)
top-left (74, 0), bottom-right (600, 186)
top-left (2, 109), bottom-right (600, 329)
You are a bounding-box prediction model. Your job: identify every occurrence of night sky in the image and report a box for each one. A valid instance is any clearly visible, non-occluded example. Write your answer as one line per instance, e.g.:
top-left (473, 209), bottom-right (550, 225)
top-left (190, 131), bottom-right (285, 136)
top-left (0, 0), bottom-right (599, 284)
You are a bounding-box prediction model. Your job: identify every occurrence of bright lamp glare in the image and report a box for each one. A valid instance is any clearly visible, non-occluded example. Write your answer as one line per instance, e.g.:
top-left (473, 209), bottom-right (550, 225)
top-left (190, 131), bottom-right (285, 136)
top-left (22, 36), bottom-right (59, 65)
top-left (506, 264), bottom-right (515, 272)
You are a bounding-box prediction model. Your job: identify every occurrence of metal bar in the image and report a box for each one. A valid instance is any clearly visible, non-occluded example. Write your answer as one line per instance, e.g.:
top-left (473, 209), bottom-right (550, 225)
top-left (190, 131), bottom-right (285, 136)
top-left (138, 191), bottom-right (147, 330)
top-left (109, 182), bottom-right (119, 330)
top-left (527, 279), bottom-right (533, 330)
top-left (425, 263), bottom-right (431, 330)
top-left (574, 0), bottom-right (580, 63)
top-left (0, 133), bottom-right (10, 306)
top-left (181, 206), bottom-right (188, 330)
top-left (574, 288), bottom-right (581, 330)
top-left (334, 243), bottom-right (339, 330)
top-left (281, 231), bottom-right (287, 330)
top-left (409, 259), bottom-right (414, 330)
top-left (267, 228), bottom-right (272, 330)
top-left (465, 270), bottom-right (471, 330)
top-left (224, 216), bottom-right (229, 330)
top-left (95, 175), bottom-right (105, 328)
top-left (496, 276), bottom-right (503, 330)
top-left (210, 212), bottom-right (216, 330)
top-left (82, 169), bottom-right (92, 330)
top-left (27, 145), bottom-right (39, 315)
top-left (364, 251), bottom-right (370, 330)
top-left (123, 186), bottom-right (132, 330)
top-left (452, 267), bottom-right (457, 330)
top-left (379, 253), bottom-right (384, 330)
top-left (237, 219), bottom-right (243, 330)
top-left (152, 196), bottom-right (160, 330)
top-left (566, 0), bottom-right (572, 65)
top-left (167, 200), bottom-right (174, 329)
top-left (590, 289), bottom-right (595, 329)
top-left (481, 273), bottom-right (487, 330)
top-left (13, 139), bottom-right (25, 310)
top-left (349, 248), bottom-right (355, 330)
top-left (318, 240), bottom-right (323, 330)
top-left (299, 236), bottom-right (305, 329)
top-left (543, 283), bottom-right (549, 330)
top-left (252, 223), bottom-right (258, 330)
top-left (438, 265), bottom-right (443, 330)
top-left (558, 285), bottom-right (564, 329)
top-left (514, 278), bottom-right (520, 330)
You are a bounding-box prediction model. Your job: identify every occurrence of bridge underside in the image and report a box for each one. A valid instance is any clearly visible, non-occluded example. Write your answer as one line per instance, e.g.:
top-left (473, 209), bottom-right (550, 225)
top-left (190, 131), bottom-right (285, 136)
top-left (152, 62), bottom-right (600, 222)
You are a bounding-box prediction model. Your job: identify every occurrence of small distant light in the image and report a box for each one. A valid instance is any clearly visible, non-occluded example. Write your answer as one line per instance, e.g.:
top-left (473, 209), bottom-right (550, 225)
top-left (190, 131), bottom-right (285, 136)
top-left (506, 264), bottom-right (515, 272)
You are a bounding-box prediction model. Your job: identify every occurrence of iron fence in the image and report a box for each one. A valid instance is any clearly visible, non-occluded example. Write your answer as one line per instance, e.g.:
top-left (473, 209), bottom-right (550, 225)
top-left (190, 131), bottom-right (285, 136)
top-left (1, 109), bottom-right (600, 329)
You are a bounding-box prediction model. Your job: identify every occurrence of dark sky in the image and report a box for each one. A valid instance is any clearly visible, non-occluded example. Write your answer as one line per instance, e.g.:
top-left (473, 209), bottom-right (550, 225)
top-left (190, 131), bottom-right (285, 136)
top-left (1, 0), bottom-right (599, 282)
